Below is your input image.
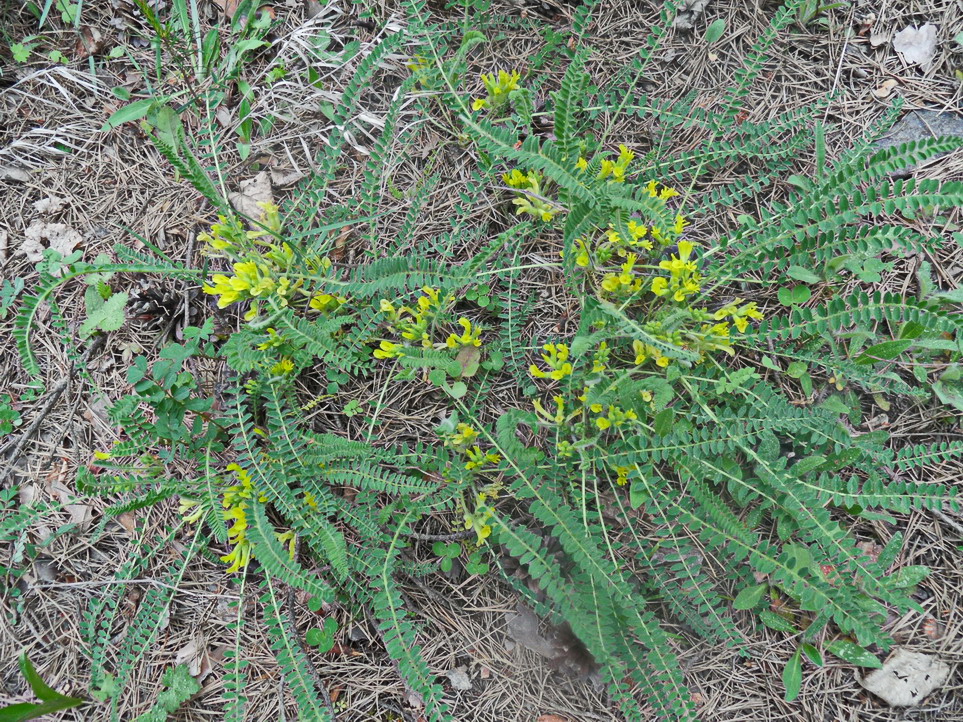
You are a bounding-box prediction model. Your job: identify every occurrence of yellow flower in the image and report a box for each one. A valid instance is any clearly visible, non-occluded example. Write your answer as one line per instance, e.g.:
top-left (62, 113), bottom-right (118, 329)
top-left (503, 169), bottom-right (531, 188)
top-left (221, 539), bottom-right (252, 574)
top-left (270, 358), bottom-right (295, 375)
top-left (575, 157), bottom-right (588, 171)
top-left (530, 343), bottom-right (573, 380)
top-left (447, 423), bottom-right (479, 449)
top-left (596, 417), bottom-right (612, 430)
top-left (276, 530), bottom-right (297, 560)
top-left (465, 446), bottom-right (501, 471)
top-left (373, 340), bottom-right (405, 359)
top-left (633, 340), bottom-right (647, 365)
top-left (178, 497), bottom-right (205, 523)
top-left (310, 293), bottom-right (345, 313)
top-left (533, 395), bottom-right (566, 424)
top-left (673, 215), bottom-right (688, 235)
top-left (472, 97), bottom-right (488, 111)
top-left (573, 239), bottom-right (591, 267)
top-left (651, 277), bottom-right (668, 296)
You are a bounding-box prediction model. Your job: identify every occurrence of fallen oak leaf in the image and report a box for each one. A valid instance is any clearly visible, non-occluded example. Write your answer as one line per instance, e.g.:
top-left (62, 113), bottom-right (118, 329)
top-left (893, 24), bottom-right (938, 68)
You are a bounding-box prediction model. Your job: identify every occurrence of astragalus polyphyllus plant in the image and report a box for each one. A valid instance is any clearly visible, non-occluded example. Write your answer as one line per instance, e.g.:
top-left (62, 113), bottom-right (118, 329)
top-left (9, 0), bottom-right (963, 719)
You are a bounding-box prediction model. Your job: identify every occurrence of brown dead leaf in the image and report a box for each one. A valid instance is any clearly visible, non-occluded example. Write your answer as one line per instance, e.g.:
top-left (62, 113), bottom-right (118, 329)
top-left (229, 171), bottom-right (274, 222)
top-left (893, 24), bottom-right (938, 69)
top-left (47, 464), bottom-right (92, 528)
top-left (873, 79), bottom-right (898, 99)
top-left (455, 346), bottom-right (481, 378)
top-left (537, 715), bottom-right (571, 722)
top-left (114, 512), bottom-right (137, 537)
top-left (859, 649), bottom-right (949, 707)
top-left (75, 26), bottom-right (105, 59)
top-left (211, 0), bottom-right (242, 18)
top-left (175, 635), bottom-right (213, 682)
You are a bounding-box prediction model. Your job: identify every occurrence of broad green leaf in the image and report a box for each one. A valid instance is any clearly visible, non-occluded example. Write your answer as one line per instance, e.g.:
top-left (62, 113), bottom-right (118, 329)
top-left (704, 18), bottom-right (726, 43)
top-left (100, 98), bottom-right (155, 131)
top-left (786, 265), bottom-right (821, 283)
top-left (758, 609), bottom-right (797, 633)
top-left (777, 285), bottom-right (811, 306)
top-left (855, 339), bottom-right (913, 365)
top-left (79, 292), bottom-right (127, 339)
top-left (887, 565), bottom-right (928, 589)
top-left (792, 455), bottom-right (825, 475)
top-left (733, 583), bottom-right (768, 610)
top-left (447, 382), bottom-right (468, 399)
top-left (654, 408), bottom-right (675, 436)
top-left (825, 640), bottom-right (882, 668)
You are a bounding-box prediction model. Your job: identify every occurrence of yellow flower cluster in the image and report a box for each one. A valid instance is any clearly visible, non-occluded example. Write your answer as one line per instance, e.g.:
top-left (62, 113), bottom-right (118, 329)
top-left (219, 463), bottom-right (265, 573)
top-left (204, 258), bottom-right (290, 316)
top-left (198, 201), bottom-right (283, 253)
top-left (601, 253), bottom-right (645, 298)
top-left (713, 299), bottom-right (765, 333)
top-left (502, 169), bottom-right (556, 222)
top-left (200, 204), bottom-right (342, 321)
top-left (633, 338), bottom-right (673, 369)
top-left (650, 240), bottom-right (701, 302)
top-left (373, 287), bottom-right (477, 360)
top-left (446, 318), bottom-right (482, 349)
top-left (589, 403), bottom-right (639, 431)
top-left (530, 343), bottom-right (573, 380)
top-left (472, 70), bottom-right (521, 112)
top-left (444, 422), bottom-right (480, 450)
top-left (465, 446), bottom-right (502, 471)
top-left (462, 481), bottom-right (502, 544)
top-left (575, 144), bottom-right (636, 183)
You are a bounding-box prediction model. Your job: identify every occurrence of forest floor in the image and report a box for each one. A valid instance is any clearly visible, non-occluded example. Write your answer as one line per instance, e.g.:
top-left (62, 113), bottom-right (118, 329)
top-left (2, 0), bottom-right (963, 720)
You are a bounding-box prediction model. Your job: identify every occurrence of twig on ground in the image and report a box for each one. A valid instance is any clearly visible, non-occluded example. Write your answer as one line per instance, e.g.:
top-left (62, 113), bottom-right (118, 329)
top-left (0, 337), bottom-right (105, 486)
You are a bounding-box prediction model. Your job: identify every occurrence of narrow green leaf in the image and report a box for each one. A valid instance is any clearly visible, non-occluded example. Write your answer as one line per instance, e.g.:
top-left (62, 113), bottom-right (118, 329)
top-left (100, 99), bottom-right (155, 131)
top-left (783, 649), bottom-right (802, 701)
top-left (801, 643), bottom-right (823, 667)
top-left (825, 640), bottom-right (882, 668)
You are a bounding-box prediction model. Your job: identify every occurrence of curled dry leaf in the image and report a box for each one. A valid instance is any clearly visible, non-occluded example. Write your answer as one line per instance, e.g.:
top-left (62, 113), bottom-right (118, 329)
top-left (19, 221), bottom-right (83, 264)
top-left (672, 0), bottom-right (711, 30)
top-left (873, 79), bottom-right (898, 99)
top-left (229, 171), bottom-right (274, 222)
top-left (0, 166), bottom-right (30, 182)
top-left (75, 26), bottom-right (105, 59)
top-left (32, 196), bottom-right (68, 214)
top-left (444, 666), bottom-right (472, 691)
top-left (892, 24), bottom-right (938, 68)
top-left (174, 635), bottom-right (214, 682)
top-left (859, 649), bottom-right (949, 706)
